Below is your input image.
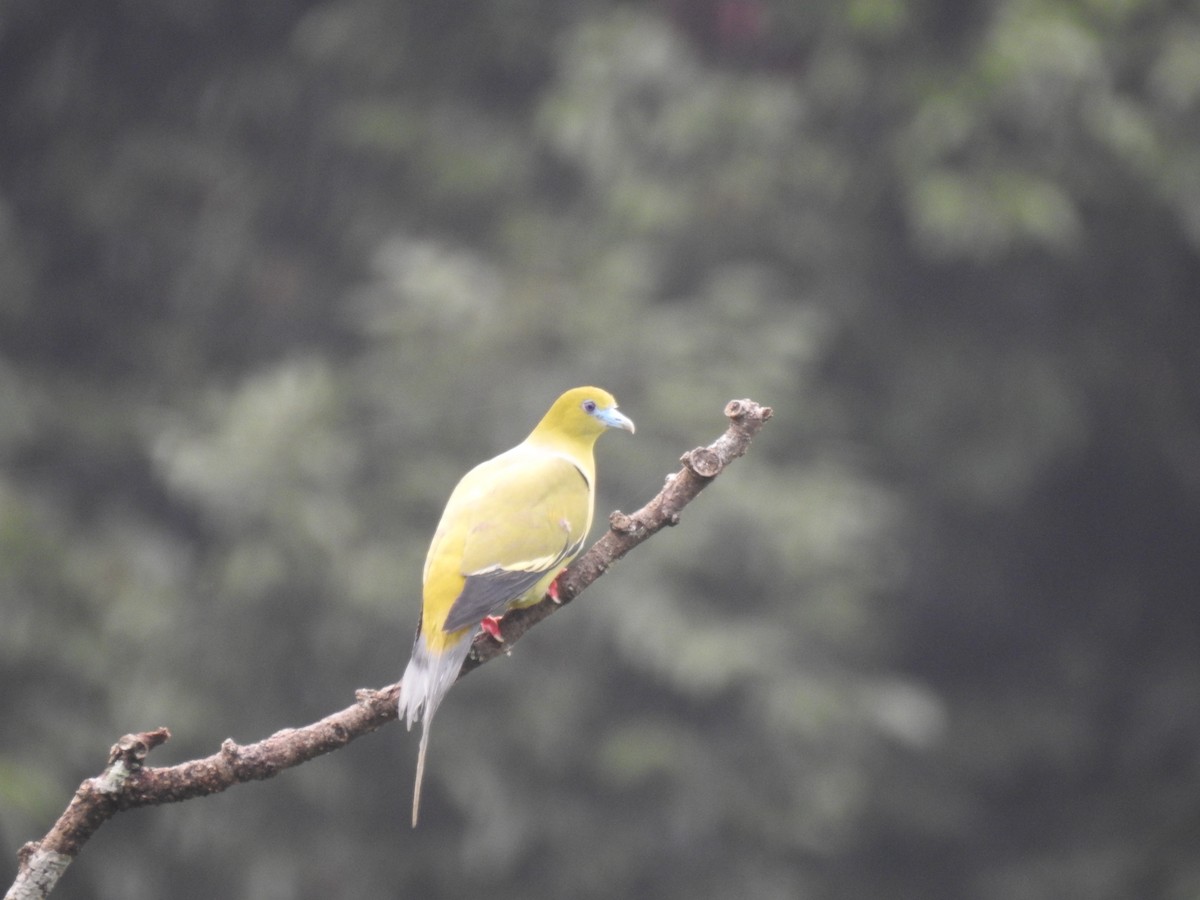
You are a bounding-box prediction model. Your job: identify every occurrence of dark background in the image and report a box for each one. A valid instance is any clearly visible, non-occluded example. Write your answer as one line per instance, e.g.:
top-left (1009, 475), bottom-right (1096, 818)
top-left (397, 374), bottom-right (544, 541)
top-left (2, 1), bottom-right (1199, 897)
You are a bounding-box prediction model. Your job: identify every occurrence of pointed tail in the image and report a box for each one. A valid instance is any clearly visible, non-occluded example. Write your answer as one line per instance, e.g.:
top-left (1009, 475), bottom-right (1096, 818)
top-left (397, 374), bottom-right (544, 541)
top-left (398, 631), bottom-right (474, 827)
top-left (413, 719), bottom-right (432, 827)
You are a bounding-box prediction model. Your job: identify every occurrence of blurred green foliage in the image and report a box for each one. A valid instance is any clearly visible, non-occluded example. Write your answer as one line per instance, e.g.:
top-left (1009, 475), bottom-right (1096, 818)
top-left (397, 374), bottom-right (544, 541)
top-left (2, 0), bottom-right (1199, 898)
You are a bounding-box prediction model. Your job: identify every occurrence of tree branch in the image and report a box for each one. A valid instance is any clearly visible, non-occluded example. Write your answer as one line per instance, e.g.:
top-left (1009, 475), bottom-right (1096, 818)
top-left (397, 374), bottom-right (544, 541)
top-left (461, 398), bottom-right (773, 670)
top-left (5, 398), bottom-right (772, 900)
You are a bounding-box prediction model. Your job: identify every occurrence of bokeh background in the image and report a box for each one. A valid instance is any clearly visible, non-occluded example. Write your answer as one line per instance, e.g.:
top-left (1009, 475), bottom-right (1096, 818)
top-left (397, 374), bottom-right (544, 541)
top-left (3, 1), bottom-right (1200, 897)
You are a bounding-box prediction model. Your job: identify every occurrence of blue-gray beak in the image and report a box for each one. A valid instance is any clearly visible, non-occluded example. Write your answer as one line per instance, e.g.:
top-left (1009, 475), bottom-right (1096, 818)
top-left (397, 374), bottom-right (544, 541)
top-left (596, 406), bottom-right (635, 434)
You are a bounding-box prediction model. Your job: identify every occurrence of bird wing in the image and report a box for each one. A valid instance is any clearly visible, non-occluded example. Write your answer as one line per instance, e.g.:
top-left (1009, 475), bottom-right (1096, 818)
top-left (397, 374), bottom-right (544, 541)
top-left (426, 447), bottom-right (593, 636)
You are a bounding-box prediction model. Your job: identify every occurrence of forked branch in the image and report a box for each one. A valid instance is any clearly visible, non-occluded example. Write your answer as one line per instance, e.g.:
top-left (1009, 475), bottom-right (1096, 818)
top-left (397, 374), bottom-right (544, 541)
top-left (5, 399), bottom-right (772, 900)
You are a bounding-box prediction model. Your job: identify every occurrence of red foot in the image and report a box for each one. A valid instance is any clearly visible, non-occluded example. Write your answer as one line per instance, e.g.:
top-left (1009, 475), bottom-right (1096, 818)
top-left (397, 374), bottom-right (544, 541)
top-left (547, 576), bottom-right (563, 604)
top-left (481, 615), bottom-right (504, 642)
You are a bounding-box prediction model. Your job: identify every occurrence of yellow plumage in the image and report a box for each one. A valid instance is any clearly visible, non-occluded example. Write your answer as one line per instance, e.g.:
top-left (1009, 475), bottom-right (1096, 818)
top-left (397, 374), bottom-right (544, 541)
top-left (399, 386), bottom-right (634, 826)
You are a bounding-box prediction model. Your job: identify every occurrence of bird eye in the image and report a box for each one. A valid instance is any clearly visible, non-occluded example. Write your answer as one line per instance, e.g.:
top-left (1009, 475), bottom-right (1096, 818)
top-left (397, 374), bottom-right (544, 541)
top-left (582, 399), bottom-right (597, 414)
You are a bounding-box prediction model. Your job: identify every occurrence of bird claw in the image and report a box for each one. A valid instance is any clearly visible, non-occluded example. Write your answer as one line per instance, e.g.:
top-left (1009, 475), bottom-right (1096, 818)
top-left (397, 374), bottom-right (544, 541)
top-left (481, 615), bottom-right (504, 642)
top-left (547, 577), bottom-right (563, 604)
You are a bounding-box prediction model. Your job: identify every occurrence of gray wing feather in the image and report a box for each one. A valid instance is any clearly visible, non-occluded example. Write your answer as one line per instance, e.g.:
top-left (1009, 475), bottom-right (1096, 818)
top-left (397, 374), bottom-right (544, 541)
top-left (441, 568), bottom-right (552, 633)
top-left (441, 532), bottom-right (585, 634)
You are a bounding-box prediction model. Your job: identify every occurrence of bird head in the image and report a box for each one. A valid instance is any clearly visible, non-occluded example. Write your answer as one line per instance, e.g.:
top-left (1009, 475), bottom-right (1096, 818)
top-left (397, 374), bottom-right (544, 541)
top-left (531, 386), bottom-right (635, 445)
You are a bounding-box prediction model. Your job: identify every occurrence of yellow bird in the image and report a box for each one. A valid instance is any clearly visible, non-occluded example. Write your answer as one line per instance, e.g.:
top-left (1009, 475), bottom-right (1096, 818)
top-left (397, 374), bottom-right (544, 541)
top-left (399, 386), bottom-right (634, 826)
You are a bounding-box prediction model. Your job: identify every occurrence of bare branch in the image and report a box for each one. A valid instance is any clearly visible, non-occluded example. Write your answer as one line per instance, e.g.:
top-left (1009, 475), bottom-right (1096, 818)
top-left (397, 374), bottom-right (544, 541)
top-left (5, 398), bottom-right (771, 900)
top-left (460, 397), bottom-right (773, 670)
